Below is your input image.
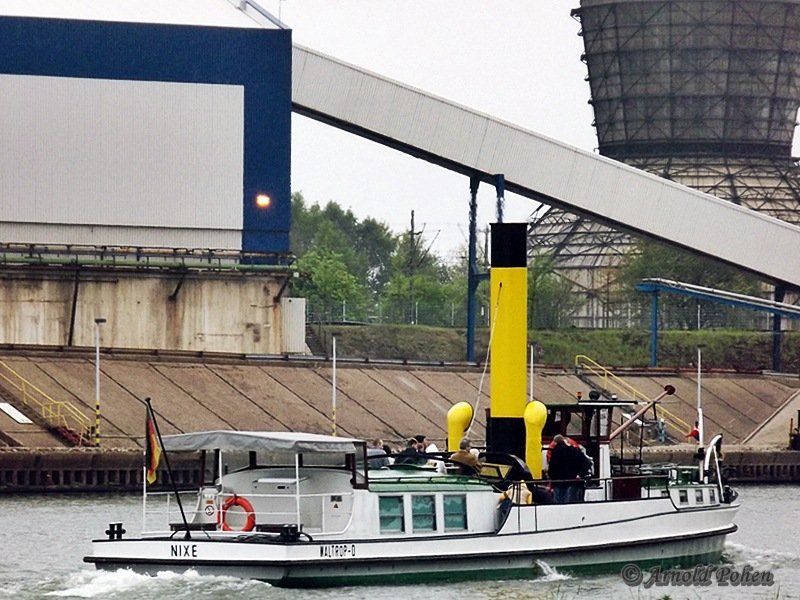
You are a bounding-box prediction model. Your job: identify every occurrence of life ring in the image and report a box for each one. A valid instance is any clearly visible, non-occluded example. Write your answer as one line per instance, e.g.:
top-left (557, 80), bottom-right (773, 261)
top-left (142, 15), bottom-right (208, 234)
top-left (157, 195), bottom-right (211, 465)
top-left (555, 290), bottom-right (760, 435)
top-left (220, 495), bottom-right (256, 532)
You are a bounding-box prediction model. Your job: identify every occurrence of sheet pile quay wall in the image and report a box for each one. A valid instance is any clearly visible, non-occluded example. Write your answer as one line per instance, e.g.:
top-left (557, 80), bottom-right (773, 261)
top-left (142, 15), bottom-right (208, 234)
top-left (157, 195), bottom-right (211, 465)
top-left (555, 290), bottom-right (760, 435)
top-left (0, 353), bottom-right (799, 491)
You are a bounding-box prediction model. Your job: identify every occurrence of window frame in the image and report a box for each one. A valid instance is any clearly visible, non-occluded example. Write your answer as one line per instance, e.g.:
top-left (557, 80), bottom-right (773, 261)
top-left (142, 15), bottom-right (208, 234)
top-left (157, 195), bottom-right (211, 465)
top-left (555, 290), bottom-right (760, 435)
top-left (411, 494), bottom-right (437, 533)
top-left (443, 493), bottom-right (468, 531)
top-left (378, 495), bottom-right (405, 533)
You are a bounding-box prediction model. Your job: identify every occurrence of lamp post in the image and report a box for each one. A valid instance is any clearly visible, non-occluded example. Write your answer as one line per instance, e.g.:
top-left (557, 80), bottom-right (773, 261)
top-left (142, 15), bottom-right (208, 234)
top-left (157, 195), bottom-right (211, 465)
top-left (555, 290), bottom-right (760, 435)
top-left (94, 317), bottom-right (106, 446)
top-left (696, 344), bottom-right (704, 447)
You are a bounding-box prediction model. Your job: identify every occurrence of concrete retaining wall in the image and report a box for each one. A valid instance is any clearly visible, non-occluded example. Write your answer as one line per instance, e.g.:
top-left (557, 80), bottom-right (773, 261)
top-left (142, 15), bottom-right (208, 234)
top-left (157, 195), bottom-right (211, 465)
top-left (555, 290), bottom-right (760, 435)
top-left (0, 268), bottom-right (289, 354)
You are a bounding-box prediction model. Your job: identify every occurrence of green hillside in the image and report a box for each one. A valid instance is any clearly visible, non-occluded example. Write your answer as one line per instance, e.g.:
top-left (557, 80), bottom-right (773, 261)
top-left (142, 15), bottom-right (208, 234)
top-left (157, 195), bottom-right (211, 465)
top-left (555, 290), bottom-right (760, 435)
top-left (312, 324), bottom-right (800, 372)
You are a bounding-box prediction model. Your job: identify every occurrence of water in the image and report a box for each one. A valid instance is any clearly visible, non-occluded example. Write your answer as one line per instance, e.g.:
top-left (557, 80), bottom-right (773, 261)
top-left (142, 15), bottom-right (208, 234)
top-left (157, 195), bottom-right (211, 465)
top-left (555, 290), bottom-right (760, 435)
top-left (1, 485), bottom-right (798, 599)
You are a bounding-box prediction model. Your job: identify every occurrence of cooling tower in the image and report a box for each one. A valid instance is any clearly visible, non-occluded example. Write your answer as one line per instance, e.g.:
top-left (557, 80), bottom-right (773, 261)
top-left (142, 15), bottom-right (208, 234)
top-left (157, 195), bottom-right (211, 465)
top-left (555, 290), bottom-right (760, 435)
top-left (530, 0), bottom-right (800, 325)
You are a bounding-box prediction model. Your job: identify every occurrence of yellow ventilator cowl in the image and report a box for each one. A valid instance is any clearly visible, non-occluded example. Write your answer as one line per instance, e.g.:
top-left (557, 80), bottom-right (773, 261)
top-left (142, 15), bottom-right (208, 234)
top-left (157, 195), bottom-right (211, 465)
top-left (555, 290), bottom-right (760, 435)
top-left (524, 400), bottom-right (547, 478)
top-left (447, 402), bottom-right (474, 452)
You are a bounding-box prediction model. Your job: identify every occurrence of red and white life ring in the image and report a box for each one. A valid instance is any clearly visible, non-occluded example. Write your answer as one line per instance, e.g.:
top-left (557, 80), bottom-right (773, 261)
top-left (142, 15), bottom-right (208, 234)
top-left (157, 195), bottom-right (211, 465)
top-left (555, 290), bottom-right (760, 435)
top-left (219, 495), bottom-right (256, 532)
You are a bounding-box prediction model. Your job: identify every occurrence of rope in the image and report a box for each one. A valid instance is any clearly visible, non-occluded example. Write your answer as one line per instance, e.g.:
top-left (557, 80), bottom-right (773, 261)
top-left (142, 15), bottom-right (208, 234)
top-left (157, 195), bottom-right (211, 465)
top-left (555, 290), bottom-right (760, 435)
top-left (467, 282), bottom-right (503, 437)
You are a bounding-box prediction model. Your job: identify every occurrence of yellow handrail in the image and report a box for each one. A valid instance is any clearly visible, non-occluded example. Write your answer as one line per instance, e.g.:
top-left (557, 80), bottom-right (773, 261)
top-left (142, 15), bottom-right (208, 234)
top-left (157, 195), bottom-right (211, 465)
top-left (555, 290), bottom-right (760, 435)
top-left (574, 354), bottom-right (692, 438)
top-left (574, 354), bottom-right (650, 402)
top-left (0, 360), bottom-right (92, 445)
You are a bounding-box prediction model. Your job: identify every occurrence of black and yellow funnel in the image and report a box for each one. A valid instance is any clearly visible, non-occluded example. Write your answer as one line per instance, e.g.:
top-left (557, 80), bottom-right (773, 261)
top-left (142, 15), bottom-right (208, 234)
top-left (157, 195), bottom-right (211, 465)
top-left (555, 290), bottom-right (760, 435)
top-left (486, 222), bottom-right (528, 459)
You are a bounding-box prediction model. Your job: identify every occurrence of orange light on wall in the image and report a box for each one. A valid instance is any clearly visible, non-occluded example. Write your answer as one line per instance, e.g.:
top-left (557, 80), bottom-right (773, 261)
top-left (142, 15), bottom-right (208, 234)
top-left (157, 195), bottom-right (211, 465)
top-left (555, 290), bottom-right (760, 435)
top-left (256, 194), bottom-right (271, 208)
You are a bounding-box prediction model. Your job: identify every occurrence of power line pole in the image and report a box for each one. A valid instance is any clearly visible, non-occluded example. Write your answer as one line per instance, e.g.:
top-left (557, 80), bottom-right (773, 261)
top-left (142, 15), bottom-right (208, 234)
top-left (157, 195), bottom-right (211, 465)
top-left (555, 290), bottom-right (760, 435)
top-left (408, 210), bottom-right (421, 323)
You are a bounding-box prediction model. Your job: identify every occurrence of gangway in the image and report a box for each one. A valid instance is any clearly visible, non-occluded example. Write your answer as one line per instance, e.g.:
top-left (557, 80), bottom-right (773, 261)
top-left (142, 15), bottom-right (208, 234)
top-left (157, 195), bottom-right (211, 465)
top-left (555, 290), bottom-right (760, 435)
top-left (292, 45), bottom-right (800, 291)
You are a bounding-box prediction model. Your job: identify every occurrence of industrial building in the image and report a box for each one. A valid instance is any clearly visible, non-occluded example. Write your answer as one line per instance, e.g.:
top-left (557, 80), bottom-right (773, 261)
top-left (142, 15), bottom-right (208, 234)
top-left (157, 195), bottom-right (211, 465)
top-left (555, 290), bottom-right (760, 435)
top-left (529, 0), bottom-right (800, 326)
top-left (1, 2), bottom-right (800, 471)
top-left (0, 1), bottom-right (300, 355)
top-left (2, 0), bottom-right (800, 354)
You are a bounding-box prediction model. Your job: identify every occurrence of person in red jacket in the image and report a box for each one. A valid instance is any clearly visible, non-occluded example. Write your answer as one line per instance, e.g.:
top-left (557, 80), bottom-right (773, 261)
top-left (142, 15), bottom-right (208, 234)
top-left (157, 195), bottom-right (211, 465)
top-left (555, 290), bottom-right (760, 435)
top-left (547, 434), bottom-right (592, 503)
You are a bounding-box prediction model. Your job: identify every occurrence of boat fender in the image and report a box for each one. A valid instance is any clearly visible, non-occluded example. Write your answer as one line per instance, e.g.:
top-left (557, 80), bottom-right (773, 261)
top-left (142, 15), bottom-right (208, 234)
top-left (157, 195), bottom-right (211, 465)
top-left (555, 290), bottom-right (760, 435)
top-left (220, 495), bottom-right (256, 532)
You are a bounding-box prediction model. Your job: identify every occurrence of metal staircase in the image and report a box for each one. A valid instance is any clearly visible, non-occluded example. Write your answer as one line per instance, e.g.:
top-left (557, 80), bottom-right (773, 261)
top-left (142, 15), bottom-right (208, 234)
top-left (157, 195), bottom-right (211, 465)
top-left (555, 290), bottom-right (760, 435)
top-left (305, 323), bottom-right (328, 356)
top-left (0, 361), bottom-right (92, 446)
top-left (574, 354), bottom-right (692, 443)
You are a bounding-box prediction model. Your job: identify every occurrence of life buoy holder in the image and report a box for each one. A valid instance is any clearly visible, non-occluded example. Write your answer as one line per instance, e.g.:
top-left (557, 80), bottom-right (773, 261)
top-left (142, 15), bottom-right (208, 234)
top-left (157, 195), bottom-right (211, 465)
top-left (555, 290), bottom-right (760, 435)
top-left (220, 495), bottom-right (256, 532)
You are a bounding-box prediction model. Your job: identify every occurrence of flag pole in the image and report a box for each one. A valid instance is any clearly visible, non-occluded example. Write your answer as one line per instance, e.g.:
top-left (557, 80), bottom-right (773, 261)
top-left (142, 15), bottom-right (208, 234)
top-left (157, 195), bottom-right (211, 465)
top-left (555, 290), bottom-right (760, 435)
top-left (145, 397), bottom-right (191, 539)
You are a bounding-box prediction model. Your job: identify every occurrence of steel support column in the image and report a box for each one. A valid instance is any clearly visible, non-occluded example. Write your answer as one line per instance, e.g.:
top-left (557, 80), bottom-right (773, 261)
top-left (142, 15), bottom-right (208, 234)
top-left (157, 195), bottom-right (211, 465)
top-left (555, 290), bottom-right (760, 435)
top-left (773, 284), bottom-right (786, 372)
top-left (649, 291), bottom-right (659, 368)
top-left (494, 174), bottom-right (505, 223)
top-left (466, 176), bottom-right (481, 362)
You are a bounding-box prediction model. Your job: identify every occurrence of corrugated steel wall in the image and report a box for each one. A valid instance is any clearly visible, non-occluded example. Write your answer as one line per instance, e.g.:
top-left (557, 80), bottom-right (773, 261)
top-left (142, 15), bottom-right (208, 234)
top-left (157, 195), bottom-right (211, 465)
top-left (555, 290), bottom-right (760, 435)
top-left (0, 74), bottom-right (244, 243)
top-left (0, 15), bottom-right (292, 254)
top-left (281, 297), bottom-right (307, 354)
top-left (0, 224), bottom-right (241, 249)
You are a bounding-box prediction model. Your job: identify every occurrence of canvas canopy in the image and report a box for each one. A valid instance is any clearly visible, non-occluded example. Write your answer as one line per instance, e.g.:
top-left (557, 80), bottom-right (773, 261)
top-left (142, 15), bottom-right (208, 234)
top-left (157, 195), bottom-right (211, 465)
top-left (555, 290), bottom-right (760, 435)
top-left (161, 431), bottom-right (363, 454)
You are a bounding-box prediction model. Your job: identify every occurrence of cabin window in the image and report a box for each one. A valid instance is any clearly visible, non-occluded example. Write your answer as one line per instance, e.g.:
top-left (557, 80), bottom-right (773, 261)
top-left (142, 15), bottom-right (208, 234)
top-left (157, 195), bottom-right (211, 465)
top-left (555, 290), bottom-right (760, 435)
top-left (379, 496), bottom-right (405, 533)
top-left (411, 495), bottom-right (436, 532)
top-left (709, 489), bottom-right (716, 503)
top-left (695, 490), bottom-right (704, 504)
top-left (443, 494), bottom-right (467, 531)
top-left (679, 489), bottom-right (688, 505)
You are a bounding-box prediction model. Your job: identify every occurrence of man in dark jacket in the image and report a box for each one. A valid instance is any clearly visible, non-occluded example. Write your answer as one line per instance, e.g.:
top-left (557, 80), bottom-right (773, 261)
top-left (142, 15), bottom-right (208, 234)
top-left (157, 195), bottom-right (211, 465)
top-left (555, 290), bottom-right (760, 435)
top-left (394, 438), bottom-right (426, 465)
top-left (547, 434), bottom-right (592, 503)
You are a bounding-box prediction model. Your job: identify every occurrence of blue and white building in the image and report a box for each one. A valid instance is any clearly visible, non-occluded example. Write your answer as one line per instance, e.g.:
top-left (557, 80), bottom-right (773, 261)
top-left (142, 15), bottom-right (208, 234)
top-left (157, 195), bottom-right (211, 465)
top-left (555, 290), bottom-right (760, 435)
top-left (0, 0), bottom-right (291, 254)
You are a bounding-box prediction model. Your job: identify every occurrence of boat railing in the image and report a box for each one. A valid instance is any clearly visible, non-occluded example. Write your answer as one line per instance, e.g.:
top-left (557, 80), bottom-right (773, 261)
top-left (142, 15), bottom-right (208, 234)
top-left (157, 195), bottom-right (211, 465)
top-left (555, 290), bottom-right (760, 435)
top-left (143, 489), bottom-right (355, 536)
top-left (543, 472), bottom-right (671, 502)
top-left (370, 472), bottom-right (481, 485)
top-left (524, 468), bottom-right (714, 504)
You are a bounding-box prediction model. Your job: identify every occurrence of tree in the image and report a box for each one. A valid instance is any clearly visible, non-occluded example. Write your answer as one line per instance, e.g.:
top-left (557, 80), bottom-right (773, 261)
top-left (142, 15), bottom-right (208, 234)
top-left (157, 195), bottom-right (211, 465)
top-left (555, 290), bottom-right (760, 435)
top-left (617, 241), bottom-right (762, 329)
top-left (379, 227), bottom-right (458, 325)
top-left (355, 217), bottom-right (396, 296)
top-left (294, 250), bottom-right (370, 322)
top-left (528, 255), bottom-right (580, 329)
top-left (290, 193), bottom-right (397, 298)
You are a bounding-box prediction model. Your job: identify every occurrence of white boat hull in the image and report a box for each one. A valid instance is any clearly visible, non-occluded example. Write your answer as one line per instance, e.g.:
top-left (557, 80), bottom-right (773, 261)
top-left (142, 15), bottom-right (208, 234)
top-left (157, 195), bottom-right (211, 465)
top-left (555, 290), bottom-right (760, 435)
top-left (86, 500), bottom-right (738, 587)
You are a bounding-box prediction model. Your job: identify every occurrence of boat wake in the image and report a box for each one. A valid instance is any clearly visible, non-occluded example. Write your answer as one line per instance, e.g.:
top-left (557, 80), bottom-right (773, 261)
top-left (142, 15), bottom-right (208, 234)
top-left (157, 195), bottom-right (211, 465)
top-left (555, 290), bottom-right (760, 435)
top-left (534, 560), bottom-right (572, 582)
top-left (43, 568), bottom-right (270, 599)
top-left (725, 541), bottom-right (800, 571)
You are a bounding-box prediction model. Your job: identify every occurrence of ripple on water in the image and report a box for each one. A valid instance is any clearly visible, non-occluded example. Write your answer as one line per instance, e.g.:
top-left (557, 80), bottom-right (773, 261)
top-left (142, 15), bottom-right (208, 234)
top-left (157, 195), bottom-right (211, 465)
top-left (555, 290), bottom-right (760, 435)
top-left (9, 569), bottom-right (271, 600)
top-left (726, 540), bottom-right (800, 571)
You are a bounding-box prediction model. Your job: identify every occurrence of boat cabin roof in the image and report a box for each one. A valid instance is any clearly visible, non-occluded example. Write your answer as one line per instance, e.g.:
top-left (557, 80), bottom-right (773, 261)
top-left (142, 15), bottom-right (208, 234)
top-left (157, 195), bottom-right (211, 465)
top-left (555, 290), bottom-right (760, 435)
top-left (161, 431), bottom-right (364, 454)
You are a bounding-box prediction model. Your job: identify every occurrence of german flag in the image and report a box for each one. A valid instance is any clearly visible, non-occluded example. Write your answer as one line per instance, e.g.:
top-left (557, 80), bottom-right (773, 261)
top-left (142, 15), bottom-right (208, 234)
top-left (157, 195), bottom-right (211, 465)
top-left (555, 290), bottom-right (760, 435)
top-left (145, 405), bottom-right (162, 485)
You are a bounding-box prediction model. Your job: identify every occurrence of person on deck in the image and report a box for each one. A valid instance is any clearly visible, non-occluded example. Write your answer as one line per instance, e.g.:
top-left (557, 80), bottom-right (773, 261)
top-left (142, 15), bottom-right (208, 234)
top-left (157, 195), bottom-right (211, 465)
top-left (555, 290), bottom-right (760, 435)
top-left (449, 437), bottom-right (482, 474)
top-left (415, 434), bottom-right (439, 453)
top-left (686, 422), bottom-right (700, 442)
top-left (547, 434), bottom-right (592, 503)
top-left (394, 438), bottom-right (426, 465)
top-left (367, 438), bottom-right (390, 468)
top-left (546, 435), bottom-right (594, 481)
top-left (498, 480), bottom-right (532, 506)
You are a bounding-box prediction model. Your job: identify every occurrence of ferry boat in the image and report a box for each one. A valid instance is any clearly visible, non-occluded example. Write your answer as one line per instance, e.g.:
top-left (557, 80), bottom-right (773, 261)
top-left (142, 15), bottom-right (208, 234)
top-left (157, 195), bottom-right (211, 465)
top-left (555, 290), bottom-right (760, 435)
top-left (83, 399), bottom-right (739, 587)
top-left (83, 223), bottom-right (739, 586)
